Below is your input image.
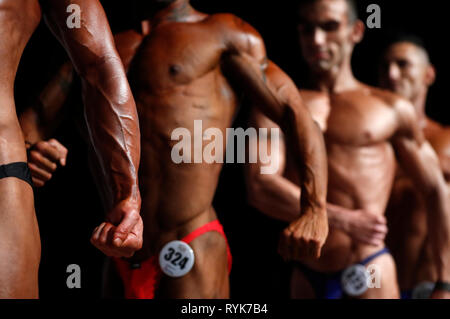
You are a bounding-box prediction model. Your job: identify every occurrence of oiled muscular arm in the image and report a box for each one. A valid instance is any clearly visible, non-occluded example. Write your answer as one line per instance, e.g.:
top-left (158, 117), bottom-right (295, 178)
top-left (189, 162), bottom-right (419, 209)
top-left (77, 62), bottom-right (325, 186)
top-left (392, 99), bottom-right (450, 286)
top-left (221, 16), bottom-right (328, 260)
top-left (40, 0), bottom-right (142, 257)
top-left (245, 109), bottom-right (301, 223)
top-left (20, 28), bottom-right (145, 188)
top-left (245, 63), bottom-right (386, 246)
top-left (428, 129), bottom-right (450, 183)
top-left (19, 28), bottom-right (144, 145)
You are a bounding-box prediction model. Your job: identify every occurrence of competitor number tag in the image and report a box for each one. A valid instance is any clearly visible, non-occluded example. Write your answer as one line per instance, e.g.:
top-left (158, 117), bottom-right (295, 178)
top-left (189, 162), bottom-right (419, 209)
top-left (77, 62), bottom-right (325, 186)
top-left (159, 240), bottom-right (195, 278)
top-left (341, 264), bottom-right (369, 297)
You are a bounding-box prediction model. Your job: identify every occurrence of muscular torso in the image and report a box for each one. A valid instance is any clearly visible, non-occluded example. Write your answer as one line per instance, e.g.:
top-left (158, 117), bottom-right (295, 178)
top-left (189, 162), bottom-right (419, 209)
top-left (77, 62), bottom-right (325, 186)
top-left (386, 119), bottom-right (450, 288)
top-left (126, 15), bottom-right (241, 260)
top-left (287, 86), bottom-right (400, 272)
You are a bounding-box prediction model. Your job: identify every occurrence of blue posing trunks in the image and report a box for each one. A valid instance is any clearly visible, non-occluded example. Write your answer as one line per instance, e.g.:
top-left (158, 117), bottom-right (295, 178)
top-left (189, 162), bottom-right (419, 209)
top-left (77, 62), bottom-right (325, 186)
top-left (296, 248), bottom-right (390, 299)
top-left (401, 281), bottom-right (436, 299)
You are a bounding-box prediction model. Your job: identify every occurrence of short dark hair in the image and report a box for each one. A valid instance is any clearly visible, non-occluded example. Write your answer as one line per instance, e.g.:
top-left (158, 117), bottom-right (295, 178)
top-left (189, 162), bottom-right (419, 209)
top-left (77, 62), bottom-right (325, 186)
top-left (344, 0), bottom-right (358, 24)
top-left (383, 31), bottom-right (430, 63)
top-left (298, 0), bottom-right (359, 24)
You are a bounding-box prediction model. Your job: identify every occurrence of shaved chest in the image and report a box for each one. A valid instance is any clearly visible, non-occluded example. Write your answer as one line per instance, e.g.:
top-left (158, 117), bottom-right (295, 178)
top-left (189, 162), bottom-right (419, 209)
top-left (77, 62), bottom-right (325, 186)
top-left (312, 93), bottom-right (398, 146)
top-left (131, 23), bottom-right (226, 90)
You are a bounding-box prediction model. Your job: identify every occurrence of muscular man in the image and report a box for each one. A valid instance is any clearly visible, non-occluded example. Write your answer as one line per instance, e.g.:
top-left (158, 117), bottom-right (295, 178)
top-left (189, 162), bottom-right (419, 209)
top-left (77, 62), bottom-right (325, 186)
top-left (379, 35), bottom-right (450, 299)
top-left (0, 0), bottom-right (142, 298)
top-left (20, 1), bottom-right (329, 299)
top-left (246, 0), bottom-right (450, 299)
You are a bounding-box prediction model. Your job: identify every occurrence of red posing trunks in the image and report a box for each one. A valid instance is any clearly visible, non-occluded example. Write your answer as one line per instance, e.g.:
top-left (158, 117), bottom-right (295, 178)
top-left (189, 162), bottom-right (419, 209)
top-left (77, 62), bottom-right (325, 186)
top-left (113, 219), bottom-right (232, 299)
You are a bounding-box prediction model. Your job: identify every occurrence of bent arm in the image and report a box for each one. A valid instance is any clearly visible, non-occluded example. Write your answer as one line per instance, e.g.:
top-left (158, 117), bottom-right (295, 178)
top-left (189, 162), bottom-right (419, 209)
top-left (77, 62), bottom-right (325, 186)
top-left (245, 110), bottom-right (360, 228)
top-left (41, 0), bottom-right (141, 210)
top-left (224, 55), bottom-right (328, 219)
top-left (394, 138), bottom-right (450, 282)
top-left (246, 94), bottom-right (385, 245)
top-left (245, 110), bottom-right (302, 223)
top-left (393, 101), bottom-right (450, 282)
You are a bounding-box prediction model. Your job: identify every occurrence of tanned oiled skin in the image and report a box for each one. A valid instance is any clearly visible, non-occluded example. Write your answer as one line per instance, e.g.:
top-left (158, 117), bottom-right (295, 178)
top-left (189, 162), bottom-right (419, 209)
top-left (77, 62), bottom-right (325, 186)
top-left (297, 88), bottom-right (403, 267)
top-left (18, 1), bottom-right (329, 298)
top-left (123, 0), bottom-right (327, 298)
top-left (251, 0), bottom-right (450, 299)
top-left (247, 68), bottom-right (389, 248)
top-left (18, 1), bottom-right (328, 298)
top-left (380, 41), bottom-right (450, 298)
top-left (19, 26), bottom-right (148, 297)
top-left (291, 86), bottom-right (450, 299)
top-left (40, 0), bottom-right (143, 259)
top-left (0, 0), bottom-right (142, 298)
top-left (251, 81), bottom-right (413, 298)
top-left (387, 124), bottom-right (450, 296)
top-left (0, 0), bottom-right (42, 299)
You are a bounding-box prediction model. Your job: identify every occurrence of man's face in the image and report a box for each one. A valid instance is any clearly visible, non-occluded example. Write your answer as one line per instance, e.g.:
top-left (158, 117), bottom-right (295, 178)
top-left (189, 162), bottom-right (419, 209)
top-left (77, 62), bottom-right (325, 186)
top-left (379, 42), bottom-right (430, 101)
top-left (298, 0), bottom-right (357, 73)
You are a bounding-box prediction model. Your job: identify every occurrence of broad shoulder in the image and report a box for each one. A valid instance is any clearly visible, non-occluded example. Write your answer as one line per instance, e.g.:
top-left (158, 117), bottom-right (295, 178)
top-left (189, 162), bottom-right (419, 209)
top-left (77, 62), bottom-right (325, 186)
top-left (299, 85), bottom-right (411, 113)
top-left (207, 13), bottom-right (265, 57)
top-left (207, 13), bottom-right (258, 35)
top-left (365, 85), bottom-right (411, 110)
top-left (365, 85), bottom-right (423, 141)
top-left (360, 86), bottom-right (417, 125)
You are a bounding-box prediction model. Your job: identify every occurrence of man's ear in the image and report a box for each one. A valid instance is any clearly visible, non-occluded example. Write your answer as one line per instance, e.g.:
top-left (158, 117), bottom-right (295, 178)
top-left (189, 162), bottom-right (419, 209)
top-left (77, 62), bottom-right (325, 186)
top-left (351, 20), bottom-right (365, 44)
top-left (425, 64), bottom-right (436, 86)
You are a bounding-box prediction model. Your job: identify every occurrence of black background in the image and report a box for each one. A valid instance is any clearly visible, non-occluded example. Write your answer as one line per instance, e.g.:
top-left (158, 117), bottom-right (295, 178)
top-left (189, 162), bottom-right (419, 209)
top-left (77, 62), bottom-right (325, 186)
top-left (14, 0), bottom-right (449, 298)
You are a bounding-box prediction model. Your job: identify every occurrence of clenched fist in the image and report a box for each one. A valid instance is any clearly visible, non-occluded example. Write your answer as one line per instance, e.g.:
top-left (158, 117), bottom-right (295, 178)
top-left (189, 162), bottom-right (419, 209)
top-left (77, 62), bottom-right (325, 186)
top-left (278, 206), bottom-right (328, 261)
top-left (27, 139), bottom-right (68, 187)
top-left (91, 198), bottom-right (143, 258)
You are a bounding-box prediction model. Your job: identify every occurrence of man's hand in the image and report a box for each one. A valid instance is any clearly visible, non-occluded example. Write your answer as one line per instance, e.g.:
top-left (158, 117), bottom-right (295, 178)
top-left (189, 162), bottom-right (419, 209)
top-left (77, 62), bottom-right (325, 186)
top-left (278, 206), bottom-right (328, 261)
top-left (27, 139), bottom-right (68, 187)
top-left (90, 199), bottom-right (143, 258)
top-left (341, 209), bottom-right (388, 247)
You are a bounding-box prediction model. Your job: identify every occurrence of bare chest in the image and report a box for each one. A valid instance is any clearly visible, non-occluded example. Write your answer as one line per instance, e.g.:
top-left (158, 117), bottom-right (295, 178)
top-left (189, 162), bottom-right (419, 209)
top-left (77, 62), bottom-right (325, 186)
top-left (130, 23), bottom-right (226, 91)
top-left (321, 94), bottom-right (398, 146)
